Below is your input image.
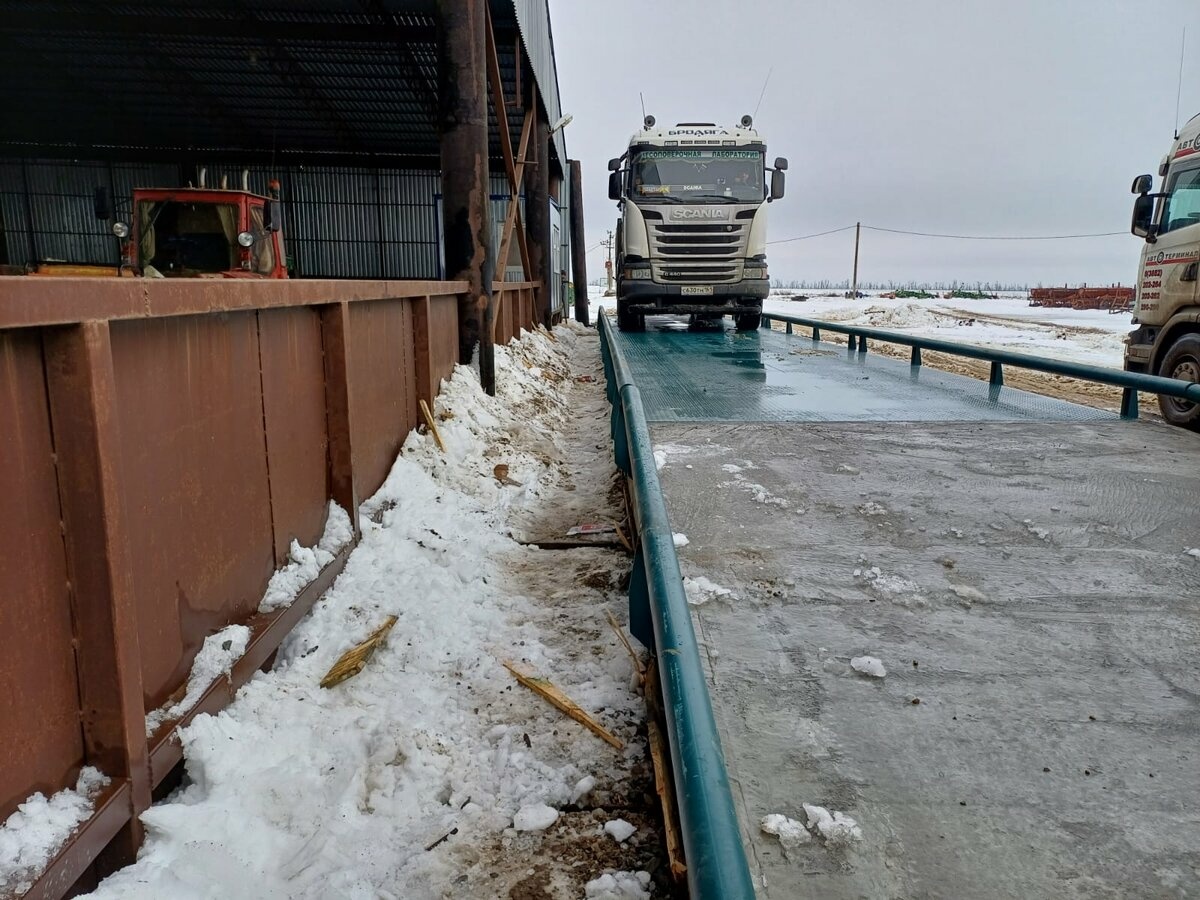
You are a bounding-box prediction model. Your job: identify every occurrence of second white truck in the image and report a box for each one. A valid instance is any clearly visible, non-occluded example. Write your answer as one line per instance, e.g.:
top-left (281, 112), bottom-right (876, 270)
top-left (608, 115), bottom-right (787, 331)
top-left (1128, 111), bottom-right (1200, 429)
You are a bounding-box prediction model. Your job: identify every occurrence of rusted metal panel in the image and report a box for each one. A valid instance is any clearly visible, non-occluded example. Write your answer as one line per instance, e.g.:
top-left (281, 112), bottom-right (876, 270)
top-left (0, 329), bottom-right (86, 823)
top-left (257, 306), bottom-right (329, 565)
top-left (348, 298), bottom-right (419, 499)
top-left (42, 321), bottom-right (152, 869)
top-left (0, 277), bottom-right (469, 331)
top-left (429, 293), bottom-right (459, 385)
top-left (109, 313), bottom-right (275, 711)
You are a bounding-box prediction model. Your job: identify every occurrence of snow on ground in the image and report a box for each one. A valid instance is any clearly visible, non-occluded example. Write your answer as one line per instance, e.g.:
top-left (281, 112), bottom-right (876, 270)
top-left (850, 656), bottom-right (887, 678)
top-left (0, 769), bottom-right (110, 896)
top-left (80, 323), bottom-right (664, 899)
top-left (144, 624), bottom-right (251, 735)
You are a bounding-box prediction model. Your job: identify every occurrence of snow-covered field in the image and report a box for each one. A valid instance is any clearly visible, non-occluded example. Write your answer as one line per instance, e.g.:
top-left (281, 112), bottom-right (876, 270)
top-left (0, 324), bottom-right (662, 899)
top-left (590, 289), bottom-right (1132, 370)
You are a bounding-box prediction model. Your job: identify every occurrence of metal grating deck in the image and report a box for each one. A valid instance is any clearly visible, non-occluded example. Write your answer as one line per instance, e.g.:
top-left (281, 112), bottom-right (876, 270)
top-left (613, 320), bottom-right (1119, 424)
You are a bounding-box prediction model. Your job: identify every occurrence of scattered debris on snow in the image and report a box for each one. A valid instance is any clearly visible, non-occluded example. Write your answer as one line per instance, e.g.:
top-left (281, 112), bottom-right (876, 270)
top-left (604, 819), bottom-right (637, 843)
top-left (144, 623), bottom-right (251, 735)
top-left (0, 768), bottom-right (110, 896)
top-left (1023, 519), bottom-right (1050, 541)
top-left (760, 813), bottom-right (811, 850)
top-left (513, 803), bottom-right (559, 832)
top-left (850, 656), bottom-right (887, 678)
top-left (857, 501), bottom-right (887, 516)
top-left (854, 566), bottom-right (926, 606)
top-left (949, 584), bottom-right (987, 608)
top-left (803, 803), bottom-right (863, 845)
top-left (584, 870), bottom-right (652, 899)
top-left (673, 533), bottom-right (690, 548)
top-left (259, 502), bottom-right (354, 613)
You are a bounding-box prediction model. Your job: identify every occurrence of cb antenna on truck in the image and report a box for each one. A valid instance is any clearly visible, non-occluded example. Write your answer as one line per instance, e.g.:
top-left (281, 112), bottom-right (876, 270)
top-left (639, 91), bottom-right (647, 121)
top-left (753, 67), bottom-right (773, 119)
top-left (1175, 27), bottom-right (1187, 139)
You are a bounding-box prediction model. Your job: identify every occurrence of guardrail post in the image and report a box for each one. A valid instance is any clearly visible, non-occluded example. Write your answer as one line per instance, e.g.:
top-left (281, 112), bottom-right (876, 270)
top-left (785, 320), bottom-right (793, 335)
top-left (847, 333), bottom-right (856, 352)
top-left (1120, 387), bottom-right (1139, 419)
top-left (628, 547), bottom-right (655, 650)
top-left (989, 360), bottom-right (1004, 387)
top-left (859, 335), bottom-right (868, 354)
top-left (911, 345), bottom-right (922, 367)
top-left (812, 325), bottom-right (820, 342)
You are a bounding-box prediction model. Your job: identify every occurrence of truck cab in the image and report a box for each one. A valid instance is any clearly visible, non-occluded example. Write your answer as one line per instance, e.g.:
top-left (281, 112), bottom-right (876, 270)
top-left (608, 115), bottom-right (786, 331)
top-left (1127, 112), bottom-right (1200, 428)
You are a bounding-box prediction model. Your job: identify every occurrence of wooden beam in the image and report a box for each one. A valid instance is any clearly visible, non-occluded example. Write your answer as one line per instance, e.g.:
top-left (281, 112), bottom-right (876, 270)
top-left (496, 109), bottom-right (534, 278)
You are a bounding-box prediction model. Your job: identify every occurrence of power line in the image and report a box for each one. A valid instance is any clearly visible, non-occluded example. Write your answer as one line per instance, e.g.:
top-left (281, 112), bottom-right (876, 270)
top-left (767, 223), bottom-right (1127, 244)
top-left (862, 225), bottom-right (1127, 241)
top-left (766, 225), bottom-right (857, 245)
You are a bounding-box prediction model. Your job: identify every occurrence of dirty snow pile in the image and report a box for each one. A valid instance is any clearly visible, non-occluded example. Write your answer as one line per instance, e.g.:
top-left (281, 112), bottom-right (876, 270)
top-left (259, 502), bottom-right (354, 612)
top-left (584, 870), bottom-right (652, 899)
top-left (0, 768), bottom-right (109, 896)
top-left (144, 623), bottom-right (251, 735)
top-left (83, 324), bottom-right (649, 899)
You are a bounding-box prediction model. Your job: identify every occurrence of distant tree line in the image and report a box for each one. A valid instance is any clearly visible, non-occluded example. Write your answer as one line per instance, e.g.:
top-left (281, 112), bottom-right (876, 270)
top-left (770, 278), bottom-right (1129, 292)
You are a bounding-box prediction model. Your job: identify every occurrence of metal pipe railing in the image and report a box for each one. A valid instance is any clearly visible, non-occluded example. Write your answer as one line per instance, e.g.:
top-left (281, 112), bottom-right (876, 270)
top-left (762, 312), bottom-right (1200, 419)
top-left (597, 311), bottom-right (756, 900)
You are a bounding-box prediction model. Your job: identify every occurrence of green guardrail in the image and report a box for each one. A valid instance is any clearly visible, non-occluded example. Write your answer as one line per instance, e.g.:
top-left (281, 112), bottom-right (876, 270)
top-left (597, 311), bottom-right (756, 900)
top-left (762, 312), bottom-right (1200, 419)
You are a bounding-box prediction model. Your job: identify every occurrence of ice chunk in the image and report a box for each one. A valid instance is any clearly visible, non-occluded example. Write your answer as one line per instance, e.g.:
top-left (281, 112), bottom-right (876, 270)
top-left (584, 871), bottom-right (651, 899)
top-left (1185, 548), bottom-right (1200, 560)
top-left (760, 813), bottom-right (811, 849)
top-left (513, 803), bottom-right (559, 832)
top-left (850, 656), bottom-right (886, 678)
top-left (603, 819), bottom-right (637, 843)
top-left (672, 533), bottom-right (689, 548)
top-left (571, 776), bottom-right (597, 804)
top-left (803, 803), bottom-right (862, 845)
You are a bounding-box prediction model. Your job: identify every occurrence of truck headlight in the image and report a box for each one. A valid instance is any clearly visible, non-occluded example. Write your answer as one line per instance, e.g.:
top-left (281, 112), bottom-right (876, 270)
top-left (743, 266), bottom-right (767, 279)
top-left (625, 267), bottom-right (652, 280)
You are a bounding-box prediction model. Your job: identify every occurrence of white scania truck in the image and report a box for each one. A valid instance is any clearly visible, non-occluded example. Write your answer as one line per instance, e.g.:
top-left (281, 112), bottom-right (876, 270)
top-left (1128, 111), bottom-right (1200, 429)
top-left (608, 115), bottom-right (787, 331)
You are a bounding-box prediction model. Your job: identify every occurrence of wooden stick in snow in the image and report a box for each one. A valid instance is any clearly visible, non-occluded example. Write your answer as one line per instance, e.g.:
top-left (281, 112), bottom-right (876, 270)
top-left (502, 660), bottom-right (624, 749)
top-left (320, 615), bottom-right (398, 688)
top-left (419, 399), bottom-right (446, 453)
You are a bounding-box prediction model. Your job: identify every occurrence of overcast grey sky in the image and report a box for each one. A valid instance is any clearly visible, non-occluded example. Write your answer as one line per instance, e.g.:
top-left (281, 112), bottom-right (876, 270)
top-left (550, 0), bottom-right (1200, 287)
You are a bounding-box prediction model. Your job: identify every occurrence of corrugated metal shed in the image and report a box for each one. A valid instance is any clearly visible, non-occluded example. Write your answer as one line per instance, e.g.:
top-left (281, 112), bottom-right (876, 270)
top-left (511, 0), bottom-right (567, 167)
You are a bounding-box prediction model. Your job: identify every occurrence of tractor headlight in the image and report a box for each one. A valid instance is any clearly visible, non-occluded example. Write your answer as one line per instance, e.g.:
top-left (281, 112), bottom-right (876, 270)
top-left (111, 221), bottom-right (130, 239)
top-left (237, 231), bottom-right (256, 248)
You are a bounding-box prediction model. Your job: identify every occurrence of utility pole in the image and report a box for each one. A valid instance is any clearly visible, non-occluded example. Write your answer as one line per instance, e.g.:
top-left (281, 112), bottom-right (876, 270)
top-left (850, 221), bottom-right (860, 299)
top-left (602, 230), bottom-right (614, 295)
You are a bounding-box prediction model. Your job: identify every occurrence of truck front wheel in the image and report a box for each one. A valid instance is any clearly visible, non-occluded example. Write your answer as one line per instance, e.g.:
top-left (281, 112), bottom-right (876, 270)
top-left (1157, 333), bottom-right (1200, 430)
top-left (616, 298), bottom-right (643, 332)
top-left (735, 303), bottom-right (763, 332)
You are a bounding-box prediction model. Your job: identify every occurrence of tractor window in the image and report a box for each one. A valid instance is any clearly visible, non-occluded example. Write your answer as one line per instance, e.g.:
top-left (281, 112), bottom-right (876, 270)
top-left (1160, 165), bottom-right (1200, 234)
top-left (137, 201), bottom-right (238, 274)
top-left (249, 206), bottom-right (276, 275)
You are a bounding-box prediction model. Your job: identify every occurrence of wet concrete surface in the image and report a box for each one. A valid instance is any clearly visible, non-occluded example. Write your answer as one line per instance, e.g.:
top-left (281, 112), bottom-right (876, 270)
top-left (655, 420), bottom-right (1200, 899)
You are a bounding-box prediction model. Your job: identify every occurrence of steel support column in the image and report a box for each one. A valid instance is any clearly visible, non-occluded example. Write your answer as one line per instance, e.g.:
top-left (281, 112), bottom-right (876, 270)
top-left (524, 78), bottom-right (552, 328)
top-left (437, 0), bottom-right (495, 389)
top-left (569, 159), bottom-right (589, 326)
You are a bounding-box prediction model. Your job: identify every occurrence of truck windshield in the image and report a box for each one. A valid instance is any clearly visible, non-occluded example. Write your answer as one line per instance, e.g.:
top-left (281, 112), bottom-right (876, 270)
top-left (138, 200), bottom-right (239, 274)
top-left (1160, 165), bottom-right (1200, 234)
top-left (631, 149), bottom-right (764, 203)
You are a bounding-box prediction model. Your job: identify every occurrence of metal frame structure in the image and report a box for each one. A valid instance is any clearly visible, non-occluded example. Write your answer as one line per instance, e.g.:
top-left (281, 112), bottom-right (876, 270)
top-left (762, 313), bottom-right (1200, 419)
top-left (597, 311), bottom-right (756, 900)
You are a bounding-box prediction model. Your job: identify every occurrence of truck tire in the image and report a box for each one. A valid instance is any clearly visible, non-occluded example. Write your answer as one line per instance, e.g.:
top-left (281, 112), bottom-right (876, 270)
top-left (617, 298), bottom-right (643, 332)
top-left (735, 304), bottom-right (763, 332)
top-left (1157, 334), bottom-right (1200, 430)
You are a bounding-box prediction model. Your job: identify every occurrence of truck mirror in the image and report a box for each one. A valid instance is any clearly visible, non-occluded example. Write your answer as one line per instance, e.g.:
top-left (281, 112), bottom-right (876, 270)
top-left (774, 157), bottom-right (789, 171)
top-left (93, 186), bottom-right (113, 220)
top-left (608, 158), bottom-right (621, 172)
top-left (1131, 174), bottom-right (1153, 195)
top-left (769, 169), bottom-right (786, 201)
top-left (609, 171), bottom-right (622, 201)
top-left (1131, 193), bottom-right (1156, 239)
top-left (263, 198), bottom-right (281, 232)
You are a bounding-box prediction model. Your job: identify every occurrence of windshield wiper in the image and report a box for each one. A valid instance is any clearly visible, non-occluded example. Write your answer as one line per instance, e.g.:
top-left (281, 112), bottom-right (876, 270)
top-left (684, 193), bottom-right (741, 203)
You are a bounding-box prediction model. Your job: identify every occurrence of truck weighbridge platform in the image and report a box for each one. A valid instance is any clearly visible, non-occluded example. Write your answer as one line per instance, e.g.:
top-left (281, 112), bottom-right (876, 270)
top-left (614, 320), bottom-right (1200, 898)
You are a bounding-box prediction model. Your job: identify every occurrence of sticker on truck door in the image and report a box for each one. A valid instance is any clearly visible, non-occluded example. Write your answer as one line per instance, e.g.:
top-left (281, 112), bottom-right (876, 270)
top-left (680, 286), bottom-right (714, 295)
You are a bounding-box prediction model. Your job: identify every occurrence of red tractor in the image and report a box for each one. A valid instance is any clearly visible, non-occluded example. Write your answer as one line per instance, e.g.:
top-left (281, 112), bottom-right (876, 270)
top-left (93, 178), bottom-right (288, 279)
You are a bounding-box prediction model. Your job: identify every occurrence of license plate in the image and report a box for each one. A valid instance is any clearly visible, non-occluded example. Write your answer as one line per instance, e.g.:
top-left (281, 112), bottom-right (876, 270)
top-left (680, 286), bottom-right (714, 296)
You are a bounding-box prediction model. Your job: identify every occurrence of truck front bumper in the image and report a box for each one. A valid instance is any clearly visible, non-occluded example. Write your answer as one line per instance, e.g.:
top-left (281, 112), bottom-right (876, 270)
top-left (618, 278), bottom-right (769, 314)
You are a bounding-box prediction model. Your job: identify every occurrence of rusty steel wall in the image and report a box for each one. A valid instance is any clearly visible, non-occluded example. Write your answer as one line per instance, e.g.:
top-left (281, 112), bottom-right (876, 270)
top-left (0, 330), bottom-right (86, 822)
top-left (428, 294), bottom-right (460, 390)
top-left (109, 314), bottom-right (276, 712)
top-left (348, 298), bottom-right (420, 500)
top-left (258, 307), bottom-right (329, 565)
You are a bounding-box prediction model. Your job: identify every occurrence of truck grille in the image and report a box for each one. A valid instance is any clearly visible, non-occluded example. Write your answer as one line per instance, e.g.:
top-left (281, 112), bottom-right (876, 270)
top-left (649, 222), bottom-right (746, 284)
